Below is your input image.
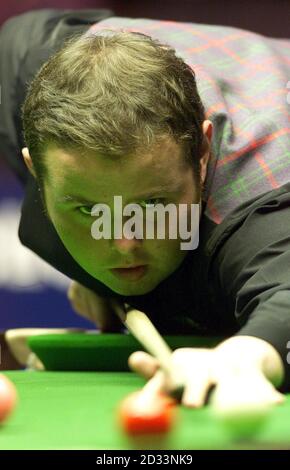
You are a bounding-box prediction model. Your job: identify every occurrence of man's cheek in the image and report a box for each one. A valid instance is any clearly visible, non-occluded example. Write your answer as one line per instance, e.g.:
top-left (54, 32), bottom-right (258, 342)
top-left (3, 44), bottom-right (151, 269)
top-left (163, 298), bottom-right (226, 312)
top-left (52, 214), bottom-right (92, 250)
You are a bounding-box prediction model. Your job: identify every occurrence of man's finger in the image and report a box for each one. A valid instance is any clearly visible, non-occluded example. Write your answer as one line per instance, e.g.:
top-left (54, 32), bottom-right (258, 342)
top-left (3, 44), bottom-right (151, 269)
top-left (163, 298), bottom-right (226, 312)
top-left (128, 351), bottom-right (160, 379)
top-left (142, 369), bottom-right (167, 396)
top-left (89, 297), bottom-right (124, 332)
top-left (181, 375), bottom-right (213, 408)
top-left (68, 281), bottom-right (124, 332)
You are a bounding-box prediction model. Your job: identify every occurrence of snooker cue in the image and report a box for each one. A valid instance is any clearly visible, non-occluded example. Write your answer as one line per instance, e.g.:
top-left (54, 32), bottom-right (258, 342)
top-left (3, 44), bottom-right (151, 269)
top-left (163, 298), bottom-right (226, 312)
top-left (114, 303), bottom-right (185, 400)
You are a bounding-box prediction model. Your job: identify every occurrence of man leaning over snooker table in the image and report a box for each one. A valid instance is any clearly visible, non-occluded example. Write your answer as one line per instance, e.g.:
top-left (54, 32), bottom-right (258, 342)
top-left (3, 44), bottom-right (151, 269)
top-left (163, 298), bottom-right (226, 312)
top-left (1, 12), bottom-right (290, 413)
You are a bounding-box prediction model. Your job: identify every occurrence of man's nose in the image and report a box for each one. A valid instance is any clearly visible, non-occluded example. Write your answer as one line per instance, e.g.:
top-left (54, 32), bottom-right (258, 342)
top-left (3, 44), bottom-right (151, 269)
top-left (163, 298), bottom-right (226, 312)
top-left (111, 213), bottom-right (143, 254)
top-left (111, 233), bottom-right (142, 254)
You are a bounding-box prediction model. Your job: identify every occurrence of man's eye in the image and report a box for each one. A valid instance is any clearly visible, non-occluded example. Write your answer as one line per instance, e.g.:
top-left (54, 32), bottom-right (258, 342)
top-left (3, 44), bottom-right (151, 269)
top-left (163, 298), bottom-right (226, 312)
top-left (139, 198), bottom-right (164, 209)
top-left (77, 199), bottom-right (164, 215)
top-left (78, 205), bottom-right (93, 216)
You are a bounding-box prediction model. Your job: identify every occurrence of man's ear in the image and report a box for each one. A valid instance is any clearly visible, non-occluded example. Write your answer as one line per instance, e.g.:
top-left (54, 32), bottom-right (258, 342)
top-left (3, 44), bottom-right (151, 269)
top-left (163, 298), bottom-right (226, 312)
top-left (22, 147), bottom-right (36, 178)
top-left (200, 120), bottom-right (213, 185)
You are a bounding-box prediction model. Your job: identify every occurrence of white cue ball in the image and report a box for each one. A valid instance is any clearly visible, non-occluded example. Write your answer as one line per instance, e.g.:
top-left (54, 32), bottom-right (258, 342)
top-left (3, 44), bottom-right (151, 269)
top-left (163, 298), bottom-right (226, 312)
top-left (209, 381), bottom-right (272, 439)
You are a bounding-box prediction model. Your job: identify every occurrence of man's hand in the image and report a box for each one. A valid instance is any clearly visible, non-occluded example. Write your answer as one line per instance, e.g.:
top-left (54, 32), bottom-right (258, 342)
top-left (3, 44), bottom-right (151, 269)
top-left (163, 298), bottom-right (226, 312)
top-left (67, 280), bottom-right (125, 332)
top-left (128, 336), bottom-right (286, 409)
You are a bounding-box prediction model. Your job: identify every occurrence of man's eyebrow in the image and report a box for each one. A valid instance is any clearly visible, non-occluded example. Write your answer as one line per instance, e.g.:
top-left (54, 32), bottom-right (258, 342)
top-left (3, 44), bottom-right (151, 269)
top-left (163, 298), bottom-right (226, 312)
top-left (56, 182), bottom-right (183, 204)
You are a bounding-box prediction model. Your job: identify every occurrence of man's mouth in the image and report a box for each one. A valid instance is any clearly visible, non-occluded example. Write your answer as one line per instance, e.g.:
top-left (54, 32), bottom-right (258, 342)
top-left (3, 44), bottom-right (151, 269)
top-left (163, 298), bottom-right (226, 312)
top-left (110, 265), bottom-right (148, 281)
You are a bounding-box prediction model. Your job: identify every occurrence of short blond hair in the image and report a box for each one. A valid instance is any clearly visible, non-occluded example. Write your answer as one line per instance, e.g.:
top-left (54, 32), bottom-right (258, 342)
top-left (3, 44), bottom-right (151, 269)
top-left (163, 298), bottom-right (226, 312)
top-left (22, 29), bottom-right (206, 184)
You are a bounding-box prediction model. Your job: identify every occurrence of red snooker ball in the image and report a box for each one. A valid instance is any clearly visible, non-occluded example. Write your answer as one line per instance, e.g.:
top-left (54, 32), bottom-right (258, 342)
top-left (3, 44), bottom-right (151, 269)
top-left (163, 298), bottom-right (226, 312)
top-left (0, 375), bottom-right (17, 423)
top-left (118, 390), bottom-right (177, 435)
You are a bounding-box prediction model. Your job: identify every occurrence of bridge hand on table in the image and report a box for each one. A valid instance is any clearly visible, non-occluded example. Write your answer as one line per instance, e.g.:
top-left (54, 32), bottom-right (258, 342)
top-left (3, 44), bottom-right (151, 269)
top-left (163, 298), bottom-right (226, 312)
top-left (128, 337), bottom-right (285, 410)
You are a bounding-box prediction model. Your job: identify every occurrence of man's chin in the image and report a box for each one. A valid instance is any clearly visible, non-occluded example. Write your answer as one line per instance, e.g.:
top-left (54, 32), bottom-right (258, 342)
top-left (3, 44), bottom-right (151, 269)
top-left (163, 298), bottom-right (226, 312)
top-left (113, 286), bottom-right (155, 297)
top-left (106, 280), bottom-right (158, 297)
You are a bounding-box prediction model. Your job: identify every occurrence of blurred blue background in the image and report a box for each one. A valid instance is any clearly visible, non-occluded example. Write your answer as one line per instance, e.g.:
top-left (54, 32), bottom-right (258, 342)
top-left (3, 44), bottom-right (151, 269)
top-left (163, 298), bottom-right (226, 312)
top-left (0, 159), bottom-right (93, 329)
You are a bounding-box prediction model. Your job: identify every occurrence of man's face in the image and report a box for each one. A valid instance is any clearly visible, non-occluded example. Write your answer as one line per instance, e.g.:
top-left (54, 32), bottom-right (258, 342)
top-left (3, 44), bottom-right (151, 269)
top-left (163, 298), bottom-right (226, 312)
top-left (30, 133), bottom-right (209, 296)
